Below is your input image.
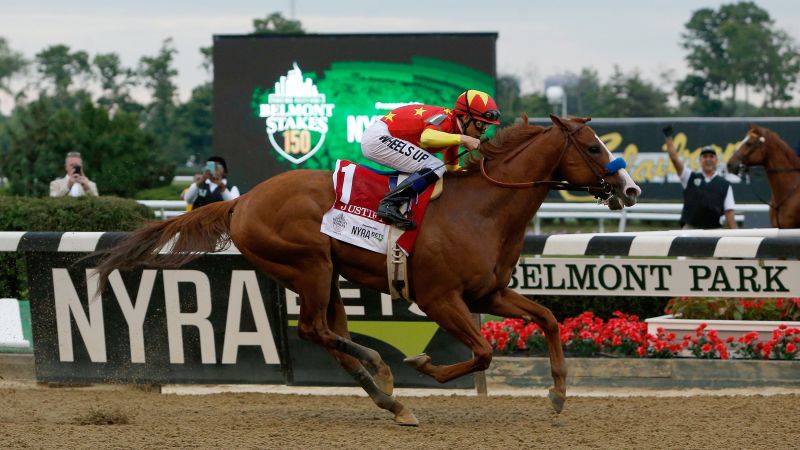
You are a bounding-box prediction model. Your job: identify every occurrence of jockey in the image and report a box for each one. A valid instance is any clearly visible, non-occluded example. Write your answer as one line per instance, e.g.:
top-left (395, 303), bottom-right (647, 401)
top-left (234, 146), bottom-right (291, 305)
top-left (361, 89), bottom-right (500, 229)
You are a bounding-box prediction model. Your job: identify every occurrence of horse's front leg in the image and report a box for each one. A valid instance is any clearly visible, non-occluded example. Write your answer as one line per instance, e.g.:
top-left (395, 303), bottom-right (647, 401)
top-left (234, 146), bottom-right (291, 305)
top-left (473, 288), bottom-right (567, 413)
top-left (403, 291), bottom-right (494, 383)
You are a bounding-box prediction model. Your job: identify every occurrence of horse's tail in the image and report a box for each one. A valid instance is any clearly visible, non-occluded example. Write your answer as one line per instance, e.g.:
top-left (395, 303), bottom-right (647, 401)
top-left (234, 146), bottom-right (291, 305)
top-left (94, 198), bottom-right (239, 294)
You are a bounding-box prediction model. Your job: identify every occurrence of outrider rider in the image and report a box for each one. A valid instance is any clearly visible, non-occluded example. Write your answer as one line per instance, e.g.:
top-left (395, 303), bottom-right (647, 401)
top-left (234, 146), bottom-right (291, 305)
top-left (361, 90), bottom-right (500, 229)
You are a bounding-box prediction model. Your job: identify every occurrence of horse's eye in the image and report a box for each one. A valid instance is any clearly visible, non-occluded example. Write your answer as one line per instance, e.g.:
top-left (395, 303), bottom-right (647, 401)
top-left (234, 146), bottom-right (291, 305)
top-left (587, 145), bottom-right (601, 154)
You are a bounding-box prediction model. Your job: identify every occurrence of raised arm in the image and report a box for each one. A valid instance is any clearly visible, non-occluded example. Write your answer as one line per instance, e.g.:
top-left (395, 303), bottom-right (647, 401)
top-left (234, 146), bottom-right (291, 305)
top-left (664, 135), bottom-right (684, 175)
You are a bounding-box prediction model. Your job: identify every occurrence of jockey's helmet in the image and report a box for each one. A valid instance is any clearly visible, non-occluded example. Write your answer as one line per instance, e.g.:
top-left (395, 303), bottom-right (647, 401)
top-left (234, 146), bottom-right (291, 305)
top-left (454, 90), bottom-right (501, 125)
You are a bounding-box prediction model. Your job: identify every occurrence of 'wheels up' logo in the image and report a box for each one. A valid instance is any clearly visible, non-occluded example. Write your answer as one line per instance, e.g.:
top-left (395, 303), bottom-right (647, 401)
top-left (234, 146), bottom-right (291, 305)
top-left (259, 63), bottom-right (335, 164)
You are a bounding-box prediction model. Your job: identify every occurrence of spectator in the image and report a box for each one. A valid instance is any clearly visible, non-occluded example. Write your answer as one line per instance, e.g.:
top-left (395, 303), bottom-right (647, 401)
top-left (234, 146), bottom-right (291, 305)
top-left (49, 151), bottom-right (99, 197)
top-left (663, 126), bottom-right (736, 229)
top-left (183, 156), bottom-right (240, 209)
top-left (180, 172), bottom-right (204, 211)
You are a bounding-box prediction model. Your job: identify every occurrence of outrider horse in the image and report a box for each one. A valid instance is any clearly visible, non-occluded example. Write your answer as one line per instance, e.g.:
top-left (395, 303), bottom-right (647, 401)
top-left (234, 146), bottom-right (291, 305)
top-left (95, 115), bottom-right (641, 425)
top-left (727, 125), bottom-right (800, 228)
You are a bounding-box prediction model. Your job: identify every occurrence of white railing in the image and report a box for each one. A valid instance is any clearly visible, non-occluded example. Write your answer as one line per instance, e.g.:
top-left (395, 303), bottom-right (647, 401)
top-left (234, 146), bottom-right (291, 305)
top-left (533, 202), bottom-right (768, 233)
top-left (137, 199), bottom-right (770, 232)
top-left (137, 200), bottom-right (188, 219)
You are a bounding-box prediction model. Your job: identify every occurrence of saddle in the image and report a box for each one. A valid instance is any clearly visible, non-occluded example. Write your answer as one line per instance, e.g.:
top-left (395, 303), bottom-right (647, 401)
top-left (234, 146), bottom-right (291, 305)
top-left (319, 160), bottom-right (443, 302)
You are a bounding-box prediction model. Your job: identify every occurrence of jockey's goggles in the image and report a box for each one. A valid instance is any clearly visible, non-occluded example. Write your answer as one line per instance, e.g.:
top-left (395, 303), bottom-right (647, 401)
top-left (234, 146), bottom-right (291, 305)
top-left (475, 109), bottom-right (501, 123)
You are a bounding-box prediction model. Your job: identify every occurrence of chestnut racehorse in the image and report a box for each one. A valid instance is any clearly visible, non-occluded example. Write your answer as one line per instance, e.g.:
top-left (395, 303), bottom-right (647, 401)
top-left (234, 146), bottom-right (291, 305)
top-left (727, 125), bottom-right (800, 228)
top-left (95, 115), bottom-right (640, 425)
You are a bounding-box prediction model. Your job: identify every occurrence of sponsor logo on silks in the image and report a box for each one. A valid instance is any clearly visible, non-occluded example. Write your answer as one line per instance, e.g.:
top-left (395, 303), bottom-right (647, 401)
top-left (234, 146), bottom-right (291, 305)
top-left (350, 225), bottom-right (386, 242)
top-left (259, 63), bottom-right (335, 164)
top-left (694, 177), bottom-right (702, 187)
top-left (332, 212), bottom-right (347, 233)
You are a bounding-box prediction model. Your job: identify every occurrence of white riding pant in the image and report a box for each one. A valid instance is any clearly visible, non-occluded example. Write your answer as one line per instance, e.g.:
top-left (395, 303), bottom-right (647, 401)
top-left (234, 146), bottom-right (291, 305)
top-left (361, 120), bottom-right (446, 177)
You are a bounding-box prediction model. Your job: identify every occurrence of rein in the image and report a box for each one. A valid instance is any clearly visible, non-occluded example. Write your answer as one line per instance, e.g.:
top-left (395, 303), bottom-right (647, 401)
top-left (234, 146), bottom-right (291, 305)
top-left (478, 125), bottom-right (615, 200)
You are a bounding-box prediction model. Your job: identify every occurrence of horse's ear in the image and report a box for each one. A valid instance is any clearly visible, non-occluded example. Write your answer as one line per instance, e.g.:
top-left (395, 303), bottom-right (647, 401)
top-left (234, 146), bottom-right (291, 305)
top-left (520, 113), bottom-right (529, 124)
top-left (550, 114), bottom-right (569, 130)
top-left (574, 116), bottom-right (592, 124)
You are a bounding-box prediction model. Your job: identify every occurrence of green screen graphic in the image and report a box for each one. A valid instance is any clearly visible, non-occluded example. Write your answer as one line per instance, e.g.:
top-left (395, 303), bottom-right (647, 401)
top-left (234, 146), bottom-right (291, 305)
top-left (214, 33), bottom-right (497, 191)
top-left (251, 57), bottom-right (495, 171)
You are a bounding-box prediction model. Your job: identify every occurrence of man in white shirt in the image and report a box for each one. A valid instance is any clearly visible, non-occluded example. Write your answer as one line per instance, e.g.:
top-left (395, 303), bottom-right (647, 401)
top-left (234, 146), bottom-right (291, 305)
top-left (664, 128), bottom-right (736, 229)
top-left (49, 151), bottom-right (99, 197)
top-left (184, 156), bottom-right (240, 209)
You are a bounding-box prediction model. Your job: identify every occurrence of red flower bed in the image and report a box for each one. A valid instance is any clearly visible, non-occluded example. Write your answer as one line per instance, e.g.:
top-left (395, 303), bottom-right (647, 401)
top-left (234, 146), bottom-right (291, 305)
top-left (481, 311), bottom-right (799, 360)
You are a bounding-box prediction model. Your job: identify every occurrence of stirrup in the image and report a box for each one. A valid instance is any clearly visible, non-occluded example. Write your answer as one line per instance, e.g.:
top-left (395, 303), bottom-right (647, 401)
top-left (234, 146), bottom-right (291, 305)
top-left (377, 202), bottom-right (416, 230)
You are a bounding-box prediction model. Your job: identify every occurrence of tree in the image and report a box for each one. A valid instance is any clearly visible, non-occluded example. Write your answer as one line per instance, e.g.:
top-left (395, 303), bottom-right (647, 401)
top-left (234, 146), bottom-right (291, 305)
top-left (676, 74), bottom-right (725, 116)
top-left (0, 37), bottom-right (27, 96)
top-left (754, 30), bottom-right (800, 108)
top-left (679, 1), bottom-right (800, 112)
top-left (3, 98), bottom-right (73, 196)
top-left (93, 52), bottom-right (140, 114)
top-left (495, 74), bottom-right (521, 125)
top-left (253, 12), bottom-right (305, 34)
top-left (175, 82), bottom-right (213, 164)
top-left (495, 74), bottom-right (548, 122)
top-left (3, 97), bottom-right (171, 197)
top-left (600, 67), bottom-right (670, 117)
top-left (139, 38), bottom-right (183, 163)
top-left (35, 44), bottom-right (91, 98)
top-left (566, 69), bottom-right (604, 117)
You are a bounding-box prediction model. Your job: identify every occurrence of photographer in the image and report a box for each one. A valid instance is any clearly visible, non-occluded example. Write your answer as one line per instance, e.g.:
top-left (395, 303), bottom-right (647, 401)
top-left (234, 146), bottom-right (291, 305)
top-left (183, 156), bottom-right (240, 209)
top-left (662, 125), bottom-right (736, 229)
top-left (49, 151), bottom-right (99, 197)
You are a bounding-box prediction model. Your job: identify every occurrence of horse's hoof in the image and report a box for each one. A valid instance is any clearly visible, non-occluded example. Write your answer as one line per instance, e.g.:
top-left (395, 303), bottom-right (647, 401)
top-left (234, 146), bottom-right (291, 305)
top-left (394, 406), bottom-right (419, 427)
top-left (403, 353), bottom-right (431, 370)
top-left (548, 388), bottom-right (566, 414)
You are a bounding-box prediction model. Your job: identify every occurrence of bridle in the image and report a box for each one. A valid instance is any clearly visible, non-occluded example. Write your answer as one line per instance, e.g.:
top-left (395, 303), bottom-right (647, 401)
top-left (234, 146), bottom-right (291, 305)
top-left (479, 122), bottom-right (623, 200)
top-left (734, 133), bottom-right (800, 227)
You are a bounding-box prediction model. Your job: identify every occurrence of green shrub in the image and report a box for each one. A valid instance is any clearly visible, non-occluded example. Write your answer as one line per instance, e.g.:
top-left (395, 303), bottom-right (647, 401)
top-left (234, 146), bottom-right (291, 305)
top-left (134, 182), bottom-right (188, 200)
top-left (529, 295), bottom-right (670, 321)
top-left (0, 196), bottom-right (154, 232)
top-left (666, 297), bottom-right (800, 321)
top-left (0, 196), bottom-right (155, 299)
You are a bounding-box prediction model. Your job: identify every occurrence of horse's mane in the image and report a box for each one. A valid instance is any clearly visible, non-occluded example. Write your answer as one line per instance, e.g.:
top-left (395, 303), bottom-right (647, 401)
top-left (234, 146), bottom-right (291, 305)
top-left (461, 114), bottom-right (547, 172)
top-left (761, 127), bottom-right (800, 158)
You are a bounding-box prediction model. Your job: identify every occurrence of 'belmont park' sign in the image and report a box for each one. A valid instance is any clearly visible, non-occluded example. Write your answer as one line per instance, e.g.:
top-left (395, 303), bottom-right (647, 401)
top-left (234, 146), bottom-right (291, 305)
top-left (510, 258), bottom-right (798, 297)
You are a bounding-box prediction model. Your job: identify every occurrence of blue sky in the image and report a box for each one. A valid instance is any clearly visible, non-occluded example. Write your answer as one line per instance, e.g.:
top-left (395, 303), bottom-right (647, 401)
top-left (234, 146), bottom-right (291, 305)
top-left (2, 1), bottom-right (799, 104)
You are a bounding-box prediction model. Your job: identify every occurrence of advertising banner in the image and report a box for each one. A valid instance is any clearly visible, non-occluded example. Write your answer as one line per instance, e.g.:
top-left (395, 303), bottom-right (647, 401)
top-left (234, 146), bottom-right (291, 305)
top-left (27, 252), bottom-right (288, 384)
top-left (511, 257), bottom-right (797, 298)
top-left (214, 33), bottom-right (497, 192)
top-left (20, 235), bottom-right (472, 388)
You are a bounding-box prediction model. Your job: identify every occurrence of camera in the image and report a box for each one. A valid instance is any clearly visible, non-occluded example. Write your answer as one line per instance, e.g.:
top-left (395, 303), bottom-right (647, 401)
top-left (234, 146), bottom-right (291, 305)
top-left (73, 165), bottom-right (82, 175)
top-left (205, 161), bottom-right (216, 173)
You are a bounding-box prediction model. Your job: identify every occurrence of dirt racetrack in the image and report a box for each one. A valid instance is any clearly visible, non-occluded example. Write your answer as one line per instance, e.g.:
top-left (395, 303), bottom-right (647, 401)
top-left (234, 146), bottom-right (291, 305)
top-left (0, 384), bottom-right (797, 449)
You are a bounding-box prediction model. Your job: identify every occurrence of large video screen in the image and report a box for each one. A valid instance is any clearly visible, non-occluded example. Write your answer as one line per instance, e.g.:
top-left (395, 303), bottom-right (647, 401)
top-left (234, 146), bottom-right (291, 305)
top-left (214, 33), bottom-right (497, 192)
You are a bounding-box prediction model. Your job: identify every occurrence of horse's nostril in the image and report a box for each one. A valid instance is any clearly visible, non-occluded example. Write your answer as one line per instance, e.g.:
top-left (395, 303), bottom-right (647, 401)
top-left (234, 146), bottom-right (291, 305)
top-left (625, 187), bottom-right (640, 198)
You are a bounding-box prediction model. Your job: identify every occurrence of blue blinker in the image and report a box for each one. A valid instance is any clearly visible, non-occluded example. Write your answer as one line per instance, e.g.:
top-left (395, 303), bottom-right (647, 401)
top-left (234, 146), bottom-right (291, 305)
top-left (605, 157), bottom-right (627, 175)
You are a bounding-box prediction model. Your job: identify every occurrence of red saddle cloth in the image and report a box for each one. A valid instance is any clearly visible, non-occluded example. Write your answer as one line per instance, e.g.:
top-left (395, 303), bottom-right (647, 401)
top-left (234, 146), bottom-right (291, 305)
top-left (320, 160), bottom-right (435, 255)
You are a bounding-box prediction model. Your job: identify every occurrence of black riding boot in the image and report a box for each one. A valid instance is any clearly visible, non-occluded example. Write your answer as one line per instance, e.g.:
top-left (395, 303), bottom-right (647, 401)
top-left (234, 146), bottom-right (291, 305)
top-left (377, 168), bottom-right (440, 230)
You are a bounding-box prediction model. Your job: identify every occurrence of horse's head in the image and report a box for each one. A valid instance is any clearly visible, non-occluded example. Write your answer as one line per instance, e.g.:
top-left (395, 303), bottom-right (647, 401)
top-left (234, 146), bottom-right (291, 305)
top-left (550, 115), bottom-right (641, 209)
top-left (727, 124), bottom-right (768, 175)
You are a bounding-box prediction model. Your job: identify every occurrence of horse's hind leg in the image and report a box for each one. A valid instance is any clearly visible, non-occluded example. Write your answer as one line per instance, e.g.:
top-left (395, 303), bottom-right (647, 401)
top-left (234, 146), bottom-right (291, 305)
top-left (324, 277), bottom-right (417, 426)
top-left (293, 266), bottom-right (394, 396)
top-left (474, 288), bottom-right (567, 413)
